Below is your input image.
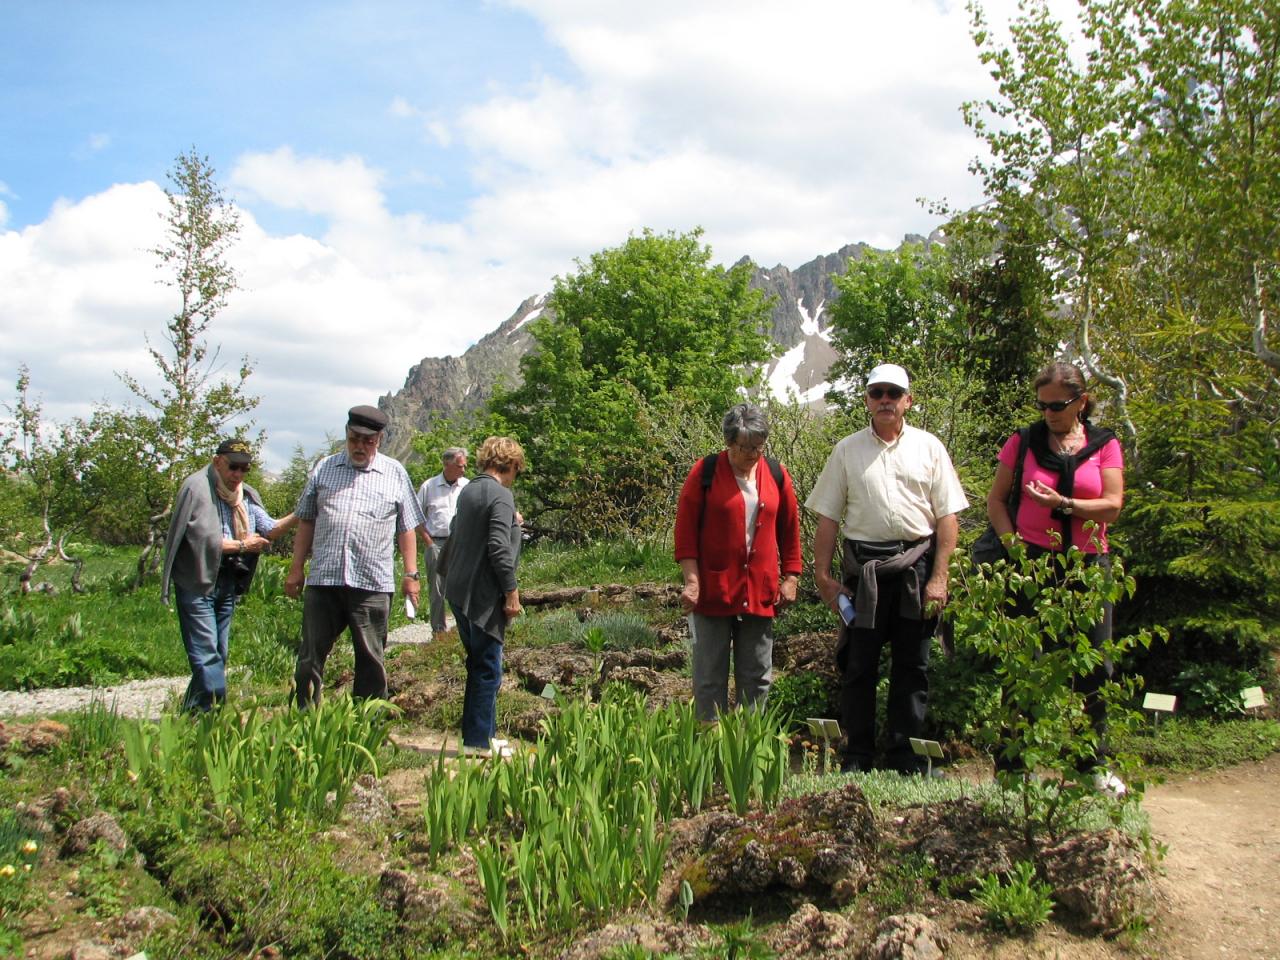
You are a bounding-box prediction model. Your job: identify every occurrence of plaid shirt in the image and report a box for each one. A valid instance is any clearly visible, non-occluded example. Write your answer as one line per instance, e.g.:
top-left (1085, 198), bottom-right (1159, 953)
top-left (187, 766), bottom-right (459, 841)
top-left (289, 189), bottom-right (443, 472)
top-left (296, 450), bottom-right (426, 592)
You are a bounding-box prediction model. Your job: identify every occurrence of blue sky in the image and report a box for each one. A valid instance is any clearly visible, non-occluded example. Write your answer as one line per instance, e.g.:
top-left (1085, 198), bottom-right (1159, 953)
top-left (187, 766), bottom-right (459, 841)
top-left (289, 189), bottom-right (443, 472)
top-left (0, 0), bottom-right (1051, 468)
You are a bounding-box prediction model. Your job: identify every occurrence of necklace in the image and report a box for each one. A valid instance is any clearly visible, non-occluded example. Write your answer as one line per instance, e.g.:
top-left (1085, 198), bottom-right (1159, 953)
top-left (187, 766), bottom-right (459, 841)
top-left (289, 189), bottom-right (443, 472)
top-left (1052, 427), bottom-right (1085, 455)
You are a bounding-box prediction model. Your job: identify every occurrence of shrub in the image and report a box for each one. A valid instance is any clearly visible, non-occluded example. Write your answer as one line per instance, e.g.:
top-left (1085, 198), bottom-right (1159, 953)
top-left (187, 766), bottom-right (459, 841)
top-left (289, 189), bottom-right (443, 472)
top-left (1173, 663), bottom-right (1260, 719)
top-left (768, 671), bottom-right (832, 732)
top-left (974, 860), bottom-right (1054, 933)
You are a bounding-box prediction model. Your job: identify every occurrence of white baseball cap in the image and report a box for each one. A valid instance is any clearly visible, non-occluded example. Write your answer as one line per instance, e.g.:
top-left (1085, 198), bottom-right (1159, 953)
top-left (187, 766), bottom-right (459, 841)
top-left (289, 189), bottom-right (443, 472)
top-left (865, 363), bottom-right (910, 392)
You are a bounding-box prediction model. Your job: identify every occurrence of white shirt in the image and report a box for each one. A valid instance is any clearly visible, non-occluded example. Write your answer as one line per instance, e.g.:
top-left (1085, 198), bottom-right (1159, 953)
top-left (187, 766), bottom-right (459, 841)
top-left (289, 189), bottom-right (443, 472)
top-left (418, 472), bottom-right (470, 538)
top-left (805, 423), bottom-right (969, 542)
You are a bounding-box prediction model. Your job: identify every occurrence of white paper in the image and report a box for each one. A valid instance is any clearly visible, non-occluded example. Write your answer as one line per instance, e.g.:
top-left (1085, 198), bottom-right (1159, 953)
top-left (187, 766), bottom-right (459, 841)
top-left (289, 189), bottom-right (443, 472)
top-left (404, 596), bottom-right (416, 620)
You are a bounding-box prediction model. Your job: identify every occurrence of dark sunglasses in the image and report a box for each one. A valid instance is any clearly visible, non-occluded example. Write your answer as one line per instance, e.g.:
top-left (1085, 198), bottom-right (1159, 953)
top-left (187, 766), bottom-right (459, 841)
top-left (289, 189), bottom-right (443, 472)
top-left (226, 463), bottom-right (251, 473)
top-left (1036, 396), bottom-right (1080, 413)
top-left (867, 386), bottom-right (905, 401)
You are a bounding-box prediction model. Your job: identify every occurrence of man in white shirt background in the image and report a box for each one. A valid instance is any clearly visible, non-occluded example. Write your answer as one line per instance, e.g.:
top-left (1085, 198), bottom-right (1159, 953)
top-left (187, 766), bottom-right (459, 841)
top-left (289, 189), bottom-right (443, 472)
top-left (418, 447), bottom-right (470, 633)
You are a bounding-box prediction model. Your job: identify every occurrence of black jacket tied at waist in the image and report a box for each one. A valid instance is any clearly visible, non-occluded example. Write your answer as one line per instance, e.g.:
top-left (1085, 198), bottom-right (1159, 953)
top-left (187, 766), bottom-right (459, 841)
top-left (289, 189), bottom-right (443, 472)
top-left (841, 536), bottom-right (933, 629)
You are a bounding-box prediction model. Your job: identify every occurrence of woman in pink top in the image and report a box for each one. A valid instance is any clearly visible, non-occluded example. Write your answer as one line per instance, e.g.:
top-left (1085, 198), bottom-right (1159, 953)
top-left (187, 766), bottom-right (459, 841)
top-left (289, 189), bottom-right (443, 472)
top-left (985, 361), bottom-right (1127, 795)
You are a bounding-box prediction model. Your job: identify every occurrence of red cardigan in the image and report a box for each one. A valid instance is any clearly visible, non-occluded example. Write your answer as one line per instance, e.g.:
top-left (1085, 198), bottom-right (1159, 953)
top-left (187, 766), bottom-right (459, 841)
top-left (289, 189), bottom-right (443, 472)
top-left (673, 453), bottom-right (803, 617)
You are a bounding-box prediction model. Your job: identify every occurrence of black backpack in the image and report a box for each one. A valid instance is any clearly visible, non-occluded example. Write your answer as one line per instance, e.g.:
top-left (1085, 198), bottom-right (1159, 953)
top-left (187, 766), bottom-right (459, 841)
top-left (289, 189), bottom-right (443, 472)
top-left (698, 452), bottom-right (789, 546)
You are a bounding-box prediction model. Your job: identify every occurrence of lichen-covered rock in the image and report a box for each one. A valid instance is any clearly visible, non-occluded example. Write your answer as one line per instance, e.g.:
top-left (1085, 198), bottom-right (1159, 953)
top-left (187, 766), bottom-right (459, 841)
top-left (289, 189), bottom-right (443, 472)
top-left (342, 773), bottom-right (393, 824)
top-left (913, 799), bottom-right (1014, 894)
top-left (769, 902), bottom-right (860, 957)
top-left (864, 912), bottom-right (949, 960)
top-left (675, 783), bottom-right (877, 907)
top-left (116, 904), bottom-right (178, 939)
top-left (16, 786), bottom-right (73, 834)
top-left (376, 867), bottom-right (474, 935)
top-left (67, 941), bottom-right (114, 960)
top-left (62, 811), bottom-right (129, 856)
top-left (0, 718), bottom-right (70, 753)
top-left (555, 918), bottom-right (706, 959)
top-left (1041, 828), bottom-right (1157, 935)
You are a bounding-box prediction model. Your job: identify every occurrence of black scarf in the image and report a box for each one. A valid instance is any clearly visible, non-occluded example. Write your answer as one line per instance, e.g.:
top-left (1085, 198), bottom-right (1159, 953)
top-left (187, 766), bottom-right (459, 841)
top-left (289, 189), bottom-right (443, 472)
top-left (1026, 419), bottom-right (1117, 552)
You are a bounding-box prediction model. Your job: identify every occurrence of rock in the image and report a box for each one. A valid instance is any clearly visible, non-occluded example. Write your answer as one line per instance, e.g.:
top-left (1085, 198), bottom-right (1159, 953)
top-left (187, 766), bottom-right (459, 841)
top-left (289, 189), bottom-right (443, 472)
top-left (62, 811), bottom-right (129, 856)
top-left (675, 784), bottom-right (878, 908)
top-left (17, 786), bottom-right (73, 834)
top-left (1041, 829), bottom-right (1157, 936)
top-left (770, 902), bottom-right (860, 958)
top-left (376, 867), bottom-right (474, 935)
top-left (117, 905), bottom-right (177, 938)
top-left (343, 774), bottom-right (392, 824)
top-left (0, 718), bottom-right (70, 753)
top-left (865, 913), bottom-right (949, 960)
top-left (556, 918), bottom-right (705, 959)
top-left (913, 799), bottom-right (1014, 895)
top-left (68, 941), bottom-right (113, 960)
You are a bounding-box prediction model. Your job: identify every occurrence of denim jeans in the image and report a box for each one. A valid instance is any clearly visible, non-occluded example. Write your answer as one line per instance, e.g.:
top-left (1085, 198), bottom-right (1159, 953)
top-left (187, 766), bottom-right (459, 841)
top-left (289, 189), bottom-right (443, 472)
top-left (174, 575), bottom-right (238, 712)
top-left (453, 607), bottom-right (503, 748)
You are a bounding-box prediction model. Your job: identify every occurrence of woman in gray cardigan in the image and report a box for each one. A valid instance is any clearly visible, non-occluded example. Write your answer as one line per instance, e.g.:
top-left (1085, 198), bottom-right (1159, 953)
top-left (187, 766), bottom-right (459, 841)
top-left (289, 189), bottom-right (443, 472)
top-left (443, 436), bottom-right (525, 753)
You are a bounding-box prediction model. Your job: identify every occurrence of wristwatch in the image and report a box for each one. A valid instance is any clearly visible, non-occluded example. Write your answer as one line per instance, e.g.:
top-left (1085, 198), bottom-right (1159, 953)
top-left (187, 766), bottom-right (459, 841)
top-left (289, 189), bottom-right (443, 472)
top-left (404, 571), bottom-right (420, 580)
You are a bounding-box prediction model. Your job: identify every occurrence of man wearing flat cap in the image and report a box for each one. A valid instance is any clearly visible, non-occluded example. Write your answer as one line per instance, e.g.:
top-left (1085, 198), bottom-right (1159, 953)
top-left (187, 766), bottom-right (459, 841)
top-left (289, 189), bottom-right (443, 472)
top-left (162, 438), bottom-right (297, 711)
top-left (806, 363), bottom-right (968, 775)
top-left (286, 404), bottom-right (427, 706)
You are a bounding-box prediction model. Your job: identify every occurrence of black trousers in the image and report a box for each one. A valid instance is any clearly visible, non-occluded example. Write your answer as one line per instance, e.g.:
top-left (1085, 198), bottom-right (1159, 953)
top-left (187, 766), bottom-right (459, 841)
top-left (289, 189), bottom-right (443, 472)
top-left (295, 586), bottom-right (391, 707)
top-left (837, 550), bottom-right (937, 773)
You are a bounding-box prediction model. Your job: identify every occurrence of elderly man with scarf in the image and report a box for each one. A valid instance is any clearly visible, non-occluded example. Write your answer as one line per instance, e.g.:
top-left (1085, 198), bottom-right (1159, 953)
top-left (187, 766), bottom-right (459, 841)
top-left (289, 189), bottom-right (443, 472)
top-left (162, 439), bottom-right (297, 711)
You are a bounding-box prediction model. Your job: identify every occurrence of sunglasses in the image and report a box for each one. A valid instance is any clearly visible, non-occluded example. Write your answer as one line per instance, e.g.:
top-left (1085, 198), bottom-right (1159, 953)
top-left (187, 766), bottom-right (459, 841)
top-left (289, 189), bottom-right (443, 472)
top-left (867, 386), bottom-right (905, 401)
top-left (1036, 396), bottom-right (1081, 413)
top-left (226, 463), bottom-right (251, 473)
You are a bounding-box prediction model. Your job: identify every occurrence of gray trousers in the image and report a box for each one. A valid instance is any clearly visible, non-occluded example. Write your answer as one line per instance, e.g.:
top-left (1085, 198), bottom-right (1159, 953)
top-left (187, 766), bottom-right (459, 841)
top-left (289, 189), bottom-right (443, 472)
top-left (295, 586), bottom-right (391, 707)
top-left (424, 538), bottom-right (449, 632)
top-left (689, 613), bottom-right (773, 722)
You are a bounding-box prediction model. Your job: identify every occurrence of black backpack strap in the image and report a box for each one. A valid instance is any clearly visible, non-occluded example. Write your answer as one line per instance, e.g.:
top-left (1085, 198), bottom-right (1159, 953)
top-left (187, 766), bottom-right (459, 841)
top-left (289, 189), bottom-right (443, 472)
top-left (1007, 427), bottom-right (1029, 518)
top-left (700, 453), bottom-right (791, 552)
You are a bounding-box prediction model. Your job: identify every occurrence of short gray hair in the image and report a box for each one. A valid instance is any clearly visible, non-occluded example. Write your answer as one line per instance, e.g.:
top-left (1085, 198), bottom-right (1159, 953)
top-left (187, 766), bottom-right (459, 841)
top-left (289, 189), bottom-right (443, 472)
top-left (721, 403), bottom-right (769, 445)
top-left (442, 446), bottom-right (468, 465)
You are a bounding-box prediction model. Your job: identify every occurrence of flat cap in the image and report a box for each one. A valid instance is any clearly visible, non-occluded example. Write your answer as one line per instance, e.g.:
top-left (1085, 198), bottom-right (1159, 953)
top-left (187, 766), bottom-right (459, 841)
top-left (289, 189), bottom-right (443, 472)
top-left (347, 404), bottom-right (389, 435)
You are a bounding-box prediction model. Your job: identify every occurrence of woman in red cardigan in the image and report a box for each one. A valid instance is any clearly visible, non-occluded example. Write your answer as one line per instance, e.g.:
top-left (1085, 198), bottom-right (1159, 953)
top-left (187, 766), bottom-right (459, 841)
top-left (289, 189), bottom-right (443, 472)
top-left (674, 403), bottom-right (804, 722)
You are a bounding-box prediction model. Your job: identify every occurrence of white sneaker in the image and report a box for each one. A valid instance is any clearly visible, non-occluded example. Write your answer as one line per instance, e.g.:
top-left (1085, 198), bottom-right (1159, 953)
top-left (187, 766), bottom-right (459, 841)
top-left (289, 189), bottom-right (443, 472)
top-left (1093, 770), bottom-right (1128, 798)
top-left (460, 744), bottom-right (491, 758)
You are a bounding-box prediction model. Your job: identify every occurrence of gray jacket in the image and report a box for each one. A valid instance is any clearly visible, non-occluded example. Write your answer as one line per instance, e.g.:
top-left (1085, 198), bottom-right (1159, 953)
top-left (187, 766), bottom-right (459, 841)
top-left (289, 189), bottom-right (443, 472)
top-left (443, 474), bottom-right (521, 639)
top-left (161, 465), bottom-right (265, 603)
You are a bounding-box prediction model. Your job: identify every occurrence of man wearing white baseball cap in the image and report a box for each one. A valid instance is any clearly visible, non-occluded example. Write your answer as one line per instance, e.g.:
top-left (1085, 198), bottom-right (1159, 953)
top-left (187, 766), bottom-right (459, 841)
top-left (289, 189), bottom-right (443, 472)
top-left (806, 362), bottom-right (968, 775)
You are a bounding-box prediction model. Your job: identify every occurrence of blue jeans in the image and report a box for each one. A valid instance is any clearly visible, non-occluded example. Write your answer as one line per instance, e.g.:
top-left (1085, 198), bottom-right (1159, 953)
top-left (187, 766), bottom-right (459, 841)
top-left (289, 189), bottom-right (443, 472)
top-left (175, 575), bottom-right (238, 712)
top-left (453, 607), bottom-right (503, 749)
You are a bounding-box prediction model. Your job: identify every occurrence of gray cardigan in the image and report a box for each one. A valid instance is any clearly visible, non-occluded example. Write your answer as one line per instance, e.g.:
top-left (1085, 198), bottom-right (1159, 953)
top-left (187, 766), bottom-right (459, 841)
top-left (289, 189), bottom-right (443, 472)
top-left (442, 473), bottom-right (521, 639)
top-left (161, 465), bottom-right (265, 603)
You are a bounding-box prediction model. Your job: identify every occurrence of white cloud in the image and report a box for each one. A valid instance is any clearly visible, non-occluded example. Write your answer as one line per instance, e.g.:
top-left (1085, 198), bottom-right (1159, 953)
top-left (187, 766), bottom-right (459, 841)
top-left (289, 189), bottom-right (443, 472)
top-left (87, 132), bottom-right (111, 152)
top-left (1, 0), bottom-right (1076, 468)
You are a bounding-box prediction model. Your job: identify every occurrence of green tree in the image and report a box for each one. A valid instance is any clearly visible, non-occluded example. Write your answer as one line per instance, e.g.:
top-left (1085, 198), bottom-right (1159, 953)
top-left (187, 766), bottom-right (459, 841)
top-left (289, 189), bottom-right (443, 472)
top-left (491, 229), bottom-right (775, 539)
top-left (119, 149), bottom-right (257, 581)
top-left (962, 0), bottom-right (1280, 684)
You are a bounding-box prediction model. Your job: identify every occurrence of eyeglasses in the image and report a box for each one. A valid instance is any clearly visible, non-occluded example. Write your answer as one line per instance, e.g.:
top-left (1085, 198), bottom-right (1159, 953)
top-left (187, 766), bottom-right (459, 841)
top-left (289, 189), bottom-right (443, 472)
top-left (867, 386), bottom-right (905, 401)
top-left (226, 463), bottom-right (251, 474)
top-left (1035, 396), bottom-right (1081, 413)
top-left (346, 433), bottom-right (380, 446)
top-left (732, 441), bottom-right (766, 456)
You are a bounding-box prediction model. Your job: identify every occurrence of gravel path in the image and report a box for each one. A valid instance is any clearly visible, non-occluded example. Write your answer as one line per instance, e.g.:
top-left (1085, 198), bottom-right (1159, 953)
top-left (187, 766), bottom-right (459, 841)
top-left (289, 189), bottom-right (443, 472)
top-left (0, 620), bottom-right (440, 720)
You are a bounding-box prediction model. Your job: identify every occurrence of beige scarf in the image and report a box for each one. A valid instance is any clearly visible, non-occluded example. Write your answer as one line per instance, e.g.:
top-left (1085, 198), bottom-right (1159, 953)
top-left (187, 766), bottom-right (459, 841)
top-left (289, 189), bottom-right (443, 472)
top-left (214, 470), bottom-right (250, 541)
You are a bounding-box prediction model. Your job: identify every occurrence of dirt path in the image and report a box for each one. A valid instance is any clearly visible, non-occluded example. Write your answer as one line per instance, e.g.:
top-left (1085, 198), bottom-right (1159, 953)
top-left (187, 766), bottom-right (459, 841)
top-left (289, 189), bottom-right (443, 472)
top-left (1142, 752), bottom-right (1280, 959)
